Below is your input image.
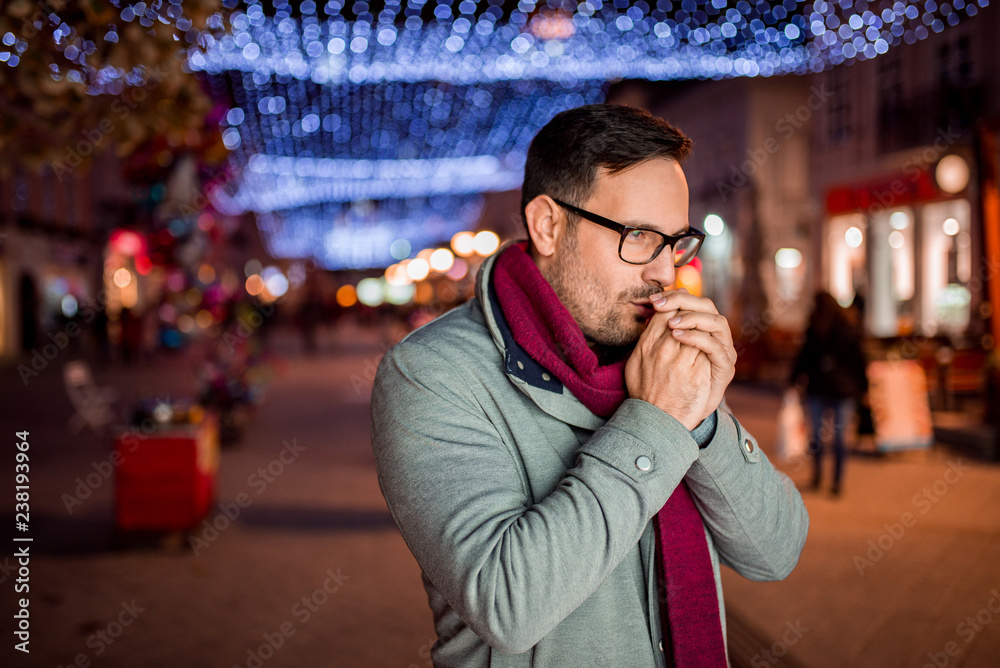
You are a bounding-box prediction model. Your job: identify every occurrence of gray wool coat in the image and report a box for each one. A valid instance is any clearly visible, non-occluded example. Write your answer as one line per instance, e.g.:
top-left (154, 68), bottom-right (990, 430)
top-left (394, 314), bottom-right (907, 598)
top-left (370, 245), bottom-right (809, 668)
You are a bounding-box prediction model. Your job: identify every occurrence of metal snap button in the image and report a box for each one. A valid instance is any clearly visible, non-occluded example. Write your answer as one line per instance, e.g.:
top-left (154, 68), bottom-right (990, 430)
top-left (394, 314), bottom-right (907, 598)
top-left (635, 455), bottom-right (652, 471)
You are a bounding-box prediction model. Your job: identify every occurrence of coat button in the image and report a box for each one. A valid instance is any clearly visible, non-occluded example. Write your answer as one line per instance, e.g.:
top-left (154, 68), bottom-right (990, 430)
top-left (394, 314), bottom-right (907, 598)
top-left (517, 360), bottom-right (524, 370)
top-left (744, 439), bottom-right (755, 453)
top-left (541, 372), bottom-right (551, 381)
top-left (635, 455), bottom-right (652, 471)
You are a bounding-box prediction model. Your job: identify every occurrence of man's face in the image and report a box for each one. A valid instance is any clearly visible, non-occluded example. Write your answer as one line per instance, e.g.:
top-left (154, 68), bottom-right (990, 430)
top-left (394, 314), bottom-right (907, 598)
top-left (542, 158), bottom-right (690, 348)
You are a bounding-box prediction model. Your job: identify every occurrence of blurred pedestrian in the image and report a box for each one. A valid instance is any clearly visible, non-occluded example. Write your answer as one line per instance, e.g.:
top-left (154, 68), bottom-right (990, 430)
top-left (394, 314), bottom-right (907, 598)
top-left (848, 293), bottom-right (875, 448)
top-left (790, 292), bottom-right (869, 496)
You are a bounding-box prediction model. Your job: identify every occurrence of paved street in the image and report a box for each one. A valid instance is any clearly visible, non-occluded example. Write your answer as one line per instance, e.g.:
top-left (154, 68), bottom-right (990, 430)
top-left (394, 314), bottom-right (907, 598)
top-left (0, 324), bottom-right (998, 668)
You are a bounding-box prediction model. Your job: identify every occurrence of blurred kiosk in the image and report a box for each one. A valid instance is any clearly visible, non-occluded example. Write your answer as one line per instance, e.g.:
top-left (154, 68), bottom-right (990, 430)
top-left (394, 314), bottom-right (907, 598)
top-left (867, 360), bottom-right (934, 452)
top-left (115, 410), bottom-right (219, 532)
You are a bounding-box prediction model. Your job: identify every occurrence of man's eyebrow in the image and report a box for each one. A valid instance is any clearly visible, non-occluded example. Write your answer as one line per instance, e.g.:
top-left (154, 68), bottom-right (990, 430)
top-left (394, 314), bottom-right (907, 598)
top-left (621, 218), bottom-right (692, 237)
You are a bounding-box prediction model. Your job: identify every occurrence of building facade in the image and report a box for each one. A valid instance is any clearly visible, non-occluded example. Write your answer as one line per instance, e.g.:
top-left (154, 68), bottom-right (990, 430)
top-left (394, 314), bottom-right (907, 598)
top-left (808, 3), bottom-right (1000, 348)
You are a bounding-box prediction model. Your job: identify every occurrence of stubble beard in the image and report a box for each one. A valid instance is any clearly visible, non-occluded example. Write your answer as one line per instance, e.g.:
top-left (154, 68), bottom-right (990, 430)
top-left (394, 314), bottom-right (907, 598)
top-left (543, 231), bottom-right (651, 349)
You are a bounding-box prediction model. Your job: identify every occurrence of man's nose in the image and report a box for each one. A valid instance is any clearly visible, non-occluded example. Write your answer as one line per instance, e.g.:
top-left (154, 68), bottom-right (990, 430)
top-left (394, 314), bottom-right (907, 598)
top-left (641, 247), bottom-right (677, 288)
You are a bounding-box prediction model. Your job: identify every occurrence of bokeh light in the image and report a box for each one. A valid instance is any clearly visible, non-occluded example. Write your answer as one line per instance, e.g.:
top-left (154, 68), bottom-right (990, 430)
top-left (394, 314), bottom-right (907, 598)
top-left (245, 274), bottom-right (264, 296)
top-left (845, 227), bottom-right (864, 248)
top-left (430, 249), bottom-right (455, 273)
top-left (473, 231), bottom-right (500, 256)
top-left (775, 248), bottom-right (803, 269)
top-left (704, 215), bottom-right (725, 237)
top-left (113, 268), bottom-right (132, 288)
top-left (406, 258), bottom-right (430, 281)
top-left (336, 284), bottom-right (358, 307)
top-left (451, 231), bottom-right (476, 257)
top-left (357, 278), bottom-right (385, 306)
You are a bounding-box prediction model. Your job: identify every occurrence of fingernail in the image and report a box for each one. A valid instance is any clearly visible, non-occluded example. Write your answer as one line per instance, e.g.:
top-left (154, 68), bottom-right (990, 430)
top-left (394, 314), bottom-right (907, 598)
top-left (650, 292), bottom-right (665, 304)
top-left (672, 328), bottom-right (684, 336)
top-left (669, 316), bottom-right (682, 326)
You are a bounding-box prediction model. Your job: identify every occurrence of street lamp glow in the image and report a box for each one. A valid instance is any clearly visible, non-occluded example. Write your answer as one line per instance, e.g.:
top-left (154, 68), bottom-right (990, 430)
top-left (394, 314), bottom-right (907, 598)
top-left (356, 278), bottom-right (385, 306)
top-left (888, 231), bottom-right (905, 249)
top-left (384, 282), bottom-right (416, 305)
top-left (845, 227), bottom-right (863, 248)
top-left (245, 274), bottom-right (264, 296)
top-left (889, 211), bottom-right (910, 230)
top-left (385, 263), bottom-right (409, 286)
top-left (430, 248), bottom-right (455, 272)
top-left (336, 284), bottom-right (357, 307)
top-left (943, 218), bottom-right (960, 236)
top-left (113, 268), bottom-right (132, 288)
top-left (451, 231), bottom-right (476, 257)
top-left (61, 294), bottom-right (78, 318)
top-left (406, 258), bottom-right (430, 281)
top-left (390, 238), bottom-right (412, 260)
top-left (262, 266), bottom-right (288, 297)
top-left (473, 230), bottom-right (500, 256)
top-left (775, 248), bottom-right (802, 269)
top-left (704, 214), bottom-right (725, 237)
top-left (935, 155), bottom-right (970, 194)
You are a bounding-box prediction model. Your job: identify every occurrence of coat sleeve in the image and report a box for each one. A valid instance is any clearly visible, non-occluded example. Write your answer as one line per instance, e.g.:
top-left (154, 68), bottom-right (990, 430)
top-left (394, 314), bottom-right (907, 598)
top-left (682, 404), bottom-right (809, 581)
top-left (370, 341), bottom-right (700, 655)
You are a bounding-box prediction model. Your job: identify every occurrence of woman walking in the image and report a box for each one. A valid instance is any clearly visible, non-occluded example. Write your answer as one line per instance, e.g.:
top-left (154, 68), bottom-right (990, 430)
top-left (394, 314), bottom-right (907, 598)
top-left (790, 292), bottom-right (868, 497)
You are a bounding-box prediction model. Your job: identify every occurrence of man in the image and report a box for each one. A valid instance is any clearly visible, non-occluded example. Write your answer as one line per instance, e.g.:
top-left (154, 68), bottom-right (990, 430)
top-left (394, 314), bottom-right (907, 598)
top-left (371, 104), bottom-right (808, 667)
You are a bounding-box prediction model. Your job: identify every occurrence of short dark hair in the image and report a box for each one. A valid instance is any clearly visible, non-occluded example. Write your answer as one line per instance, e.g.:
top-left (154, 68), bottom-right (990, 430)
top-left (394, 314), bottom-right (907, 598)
top-left (520, 103), bottom-right (693, 232)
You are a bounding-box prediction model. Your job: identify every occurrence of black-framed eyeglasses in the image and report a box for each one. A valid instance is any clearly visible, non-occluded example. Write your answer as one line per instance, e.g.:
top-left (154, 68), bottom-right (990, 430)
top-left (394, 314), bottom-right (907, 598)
top-left (551, 198), bottom-right (705, 267)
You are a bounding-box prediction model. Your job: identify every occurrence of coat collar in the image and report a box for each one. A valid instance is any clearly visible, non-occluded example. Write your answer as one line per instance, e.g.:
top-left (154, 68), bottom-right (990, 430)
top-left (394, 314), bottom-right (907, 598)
top-left (475, 240), bottom-right (606, 431)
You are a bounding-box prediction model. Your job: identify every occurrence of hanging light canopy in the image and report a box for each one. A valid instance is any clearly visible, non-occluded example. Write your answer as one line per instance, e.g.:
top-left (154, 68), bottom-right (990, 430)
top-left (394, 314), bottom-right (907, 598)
top-left (207, 74), bottom-right (605, 213)
top-left (255, 194), bottom-right (487, 268)
top-left (189, 0), bottom-right (985, 269)
top-left (184, 0), bottom-right (989, 83)
top-left (7, 0), bottom-right (985, 270)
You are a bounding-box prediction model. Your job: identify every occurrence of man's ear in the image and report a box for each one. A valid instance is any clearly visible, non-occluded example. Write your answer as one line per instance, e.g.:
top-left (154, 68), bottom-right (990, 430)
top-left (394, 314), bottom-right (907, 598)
top-left (524, 195), bottom-right (564, 258)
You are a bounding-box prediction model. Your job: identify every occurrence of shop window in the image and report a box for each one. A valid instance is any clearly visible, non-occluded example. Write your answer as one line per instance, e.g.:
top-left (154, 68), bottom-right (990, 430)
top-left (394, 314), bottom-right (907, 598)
top-left (826, 214), bottom-right (866, 308)
top-left (869, 208), bottom-right (916, 337)
top-left (920, 201), bottom-right (972, 335)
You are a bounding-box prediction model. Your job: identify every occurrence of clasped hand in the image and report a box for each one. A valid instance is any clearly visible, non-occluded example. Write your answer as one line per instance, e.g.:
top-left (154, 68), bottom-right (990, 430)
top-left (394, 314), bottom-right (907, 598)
top-left (624, 289), bottom-right (737, 431)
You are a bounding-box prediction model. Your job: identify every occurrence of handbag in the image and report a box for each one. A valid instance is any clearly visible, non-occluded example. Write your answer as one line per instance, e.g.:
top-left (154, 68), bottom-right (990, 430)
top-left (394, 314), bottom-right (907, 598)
top-left (776, 389), bottom-right (809, 463)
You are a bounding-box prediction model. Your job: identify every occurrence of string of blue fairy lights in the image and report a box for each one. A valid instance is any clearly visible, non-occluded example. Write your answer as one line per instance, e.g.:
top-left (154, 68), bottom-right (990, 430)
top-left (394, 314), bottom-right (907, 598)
top-left (205, 72), bottom-right (606, 268)
top-left (255, 194), bottom-right (486, 268)
top-left (185, 0), bottom-right (990, 83)
top-left (4, 0), bottom-right (988, 269)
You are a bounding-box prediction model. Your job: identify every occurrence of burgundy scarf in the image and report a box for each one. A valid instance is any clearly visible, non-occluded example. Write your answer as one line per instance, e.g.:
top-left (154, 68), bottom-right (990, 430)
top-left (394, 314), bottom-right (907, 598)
top-left (493, 241), bottom-right (727, 667)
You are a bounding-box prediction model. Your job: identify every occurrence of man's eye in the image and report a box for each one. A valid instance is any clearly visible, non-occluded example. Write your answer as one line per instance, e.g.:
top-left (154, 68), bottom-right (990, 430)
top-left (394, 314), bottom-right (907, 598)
top-left (627, 230), bottom-right (646, 241)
